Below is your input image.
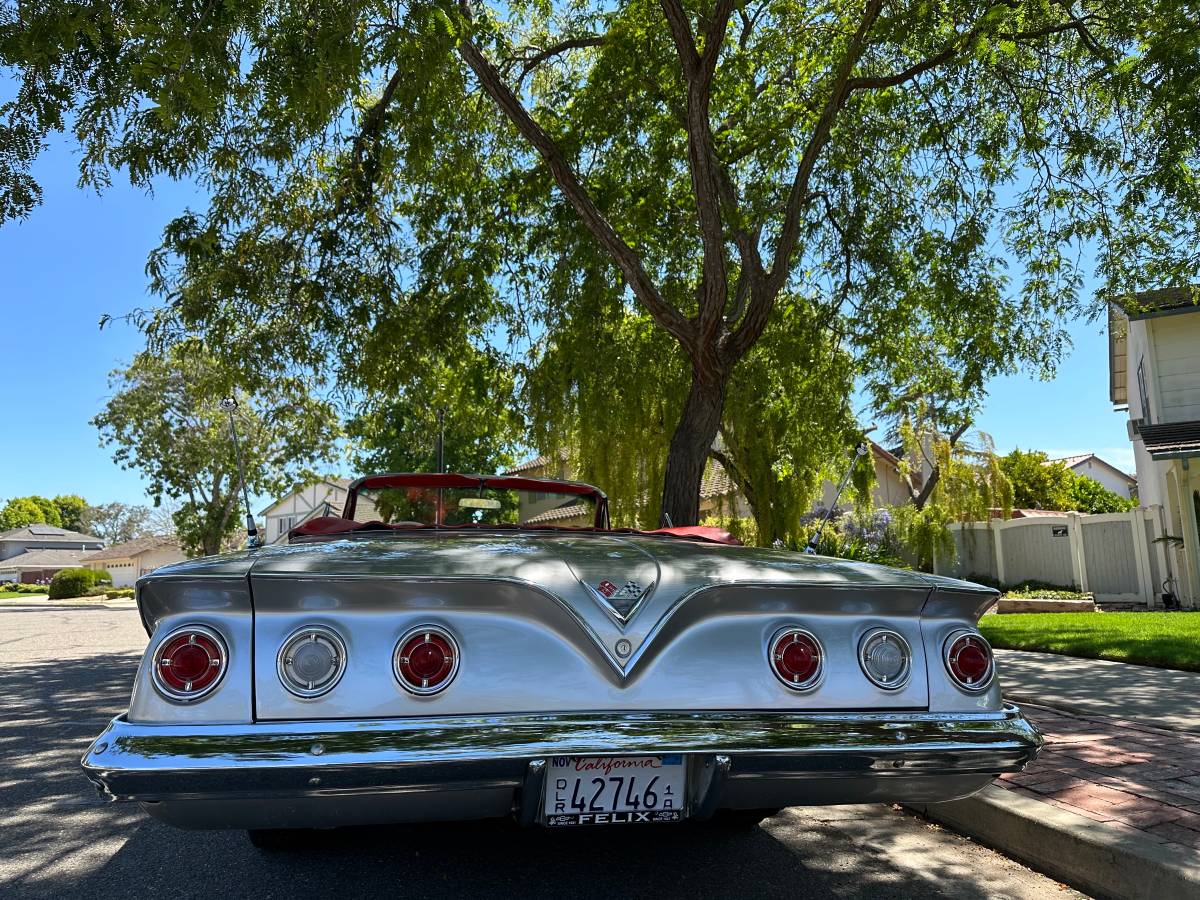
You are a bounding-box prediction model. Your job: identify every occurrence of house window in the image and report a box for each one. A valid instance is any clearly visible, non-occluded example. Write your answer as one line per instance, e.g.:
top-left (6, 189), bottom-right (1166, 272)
top-left (1137, 356), bottom-right (1151, 422)
top-left (277, 516), bottom-right (295, 536)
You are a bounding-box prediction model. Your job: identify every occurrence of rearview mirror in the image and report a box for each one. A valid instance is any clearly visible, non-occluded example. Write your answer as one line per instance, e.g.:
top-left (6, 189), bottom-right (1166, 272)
top-left (460, 497), bottom-right (502, 510)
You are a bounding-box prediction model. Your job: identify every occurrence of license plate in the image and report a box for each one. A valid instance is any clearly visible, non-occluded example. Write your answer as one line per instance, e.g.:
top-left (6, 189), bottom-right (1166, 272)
top-left (543, 755), bottom-right (686, 826)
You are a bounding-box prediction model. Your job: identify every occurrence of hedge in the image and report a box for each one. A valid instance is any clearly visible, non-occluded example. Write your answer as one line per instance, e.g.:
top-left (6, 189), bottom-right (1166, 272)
top-left (48, 567), bottom-right (97, 599)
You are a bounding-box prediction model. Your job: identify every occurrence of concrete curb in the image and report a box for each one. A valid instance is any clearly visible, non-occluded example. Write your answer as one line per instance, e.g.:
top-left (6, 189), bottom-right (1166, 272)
top-left (911, 785), bottom-right (1200, 900)
top-left (0, 599), bottom-right (137, 610)
top-left (1005, 693), bottom-right (1200, 736)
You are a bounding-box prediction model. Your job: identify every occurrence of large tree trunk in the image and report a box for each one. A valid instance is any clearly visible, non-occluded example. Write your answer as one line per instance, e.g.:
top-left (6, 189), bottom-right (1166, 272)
top-left (661, 365), bottom-right (729, 525)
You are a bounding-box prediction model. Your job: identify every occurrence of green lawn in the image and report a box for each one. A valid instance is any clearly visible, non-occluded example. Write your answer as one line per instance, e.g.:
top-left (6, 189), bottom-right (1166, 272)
top-left (980, 611), bottom-right (1200, 672)
top-left (0, 590), bottom-right (34, 599)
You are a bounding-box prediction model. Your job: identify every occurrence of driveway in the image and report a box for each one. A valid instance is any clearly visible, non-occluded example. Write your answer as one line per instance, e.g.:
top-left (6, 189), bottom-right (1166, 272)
top-left (0, 607), bottom-right (1076, 899)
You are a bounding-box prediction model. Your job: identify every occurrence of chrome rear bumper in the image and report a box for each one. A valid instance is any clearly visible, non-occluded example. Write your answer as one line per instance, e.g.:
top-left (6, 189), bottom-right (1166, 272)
top-left (82, 705), bottom-right (1041, 829)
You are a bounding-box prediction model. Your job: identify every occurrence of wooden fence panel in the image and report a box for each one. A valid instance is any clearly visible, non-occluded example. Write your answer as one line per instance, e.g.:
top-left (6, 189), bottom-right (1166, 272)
top-left (1079, 517), bottom-right (1140, 598)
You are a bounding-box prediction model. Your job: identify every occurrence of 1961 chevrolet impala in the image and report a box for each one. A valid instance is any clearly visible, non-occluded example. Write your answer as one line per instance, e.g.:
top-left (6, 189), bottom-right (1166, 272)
top-left (81, 472), bottom-right (1041, 846)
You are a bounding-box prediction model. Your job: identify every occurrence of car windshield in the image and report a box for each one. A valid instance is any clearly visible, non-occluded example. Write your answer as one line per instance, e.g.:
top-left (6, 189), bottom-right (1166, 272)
top-left (350, 485), bottom-right (597, 528)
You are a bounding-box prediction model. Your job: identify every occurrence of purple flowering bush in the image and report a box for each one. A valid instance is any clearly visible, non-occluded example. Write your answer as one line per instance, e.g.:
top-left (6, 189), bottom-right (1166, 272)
top-left (798, 506), bottom-right (909, 567)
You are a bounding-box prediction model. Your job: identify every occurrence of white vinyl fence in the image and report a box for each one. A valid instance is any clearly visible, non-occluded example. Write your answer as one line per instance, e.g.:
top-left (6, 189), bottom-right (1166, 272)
top-left (935, 506), bottom-right (1183, 607)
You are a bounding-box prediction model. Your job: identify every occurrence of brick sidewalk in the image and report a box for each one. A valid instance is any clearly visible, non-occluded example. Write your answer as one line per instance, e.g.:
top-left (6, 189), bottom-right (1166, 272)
top-left (997, 703), bottom-right (1200, 851)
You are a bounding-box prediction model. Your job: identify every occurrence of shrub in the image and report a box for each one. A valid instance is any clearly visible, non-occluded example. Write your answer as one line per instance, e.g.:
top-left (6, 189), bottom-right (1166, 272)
top-left (84, 585), bottom-right (110, 596)
top-left (47, 567), bottom-right (96, 599)
top-left (9, 583), bottom-right (51, 594)
top-left (91, 569), bottom-right (113, 586)
top-left (1002, 580), bottom-right (1087, 601)
top-left (793, 507), bottom-right (911, 568)
top-left (105, 588), bottom-right (135, 599)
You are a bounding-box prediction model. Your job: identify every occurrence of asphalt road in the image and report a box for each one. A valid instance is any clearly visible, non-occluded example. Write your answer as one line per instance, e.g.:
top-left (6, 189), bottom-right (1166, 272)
top-left (0, 606), bottom-right (1078, 900)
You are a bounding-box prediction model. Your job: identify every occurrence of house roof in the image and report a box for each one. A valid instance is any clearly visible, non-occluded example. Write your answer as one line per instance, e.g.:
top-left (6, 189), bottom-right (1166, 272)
top-left (0, 525), bottom-right (103, 544)
top-left (504, 449), bottom-right (570, 476)
top-left (524, 503), bottom-right (592, 524)
top-left (1046, 453), bottom-right (1136, 485)
top-left (0, 548), bottom-right (92, 572)
top-left (81, 535), bottom-right (179, 562)
top-left (1119, 286), bottom-right (1200, 321)
top-left (1010, 508), bottom-right (1069, 518)
top-left (1139, 421), bottom-right (1200, 460)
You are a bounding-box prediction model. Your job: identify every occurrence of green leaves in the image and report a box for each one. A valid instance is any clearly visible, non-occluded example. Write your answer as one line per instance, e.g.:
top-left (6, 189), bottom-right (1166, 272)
top-left (91, 343), bottom-right (340, 555)
top-left (6, 1), bottom-right (1200, 534)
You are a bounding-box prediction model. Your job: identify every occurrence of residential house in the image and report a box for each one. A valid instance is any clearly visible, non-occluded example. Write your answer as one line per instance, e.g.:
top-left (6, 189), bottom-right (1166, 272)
top-left (1046, 453), bottom-right (1137, 499)
top-left (506, 452), bottom-right (594, 526)
top-left (1110, 288), bottom-right (1200, 605)
top-left (260, 478), bottom-right (352, 545)
top-left (0, 525), bottom-right (104, 583)
top-left (81, 536), bottom-right (187, 587)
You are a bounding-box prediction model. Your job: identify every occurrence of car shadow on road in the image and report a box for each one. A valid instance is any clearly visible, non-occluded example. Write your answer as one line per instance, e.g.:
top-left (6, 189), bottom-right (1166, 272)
top-left (3, 652), bottom-right (1040, 900)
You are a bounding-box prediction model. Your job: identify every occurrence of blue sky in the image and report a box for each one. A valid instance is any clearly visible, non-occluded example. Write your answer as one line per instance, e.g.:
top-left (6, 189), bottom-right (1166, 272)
top-left (0, 137), bottom-right (1135, 510)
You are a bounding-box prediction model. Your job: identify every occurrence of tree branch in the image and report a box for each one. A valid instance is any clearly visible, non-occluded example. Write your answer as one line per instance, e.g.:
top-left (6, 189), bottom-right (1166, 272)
top-left (511, 35), bottom-right (605, 84)
top-left (454, 7), bottom-right (690, 344)
top-left (726, 0), bottom-right (883, 362)
top-left (660, 0), bottom-right (741, 346)
top-left (910, 421), bottom-right (970, 509)
top-left (348, 67), bottom-right (406, 190)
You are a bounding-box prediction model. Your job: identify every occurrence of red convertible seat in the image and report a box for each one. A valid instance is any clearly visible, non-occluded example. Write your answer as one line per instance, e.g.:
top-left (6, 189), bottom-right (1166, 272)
top-left (289, 516), bottom-right (377, 537)
top-left (644, 525), bottom-right (742, 546)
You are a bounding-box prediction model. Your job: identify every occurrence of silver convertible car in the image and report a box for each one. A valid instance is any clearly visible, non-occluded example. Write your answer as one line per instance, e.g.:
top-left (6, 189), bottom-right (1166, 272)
top-left (82, 472), bottom-right (1041, 846)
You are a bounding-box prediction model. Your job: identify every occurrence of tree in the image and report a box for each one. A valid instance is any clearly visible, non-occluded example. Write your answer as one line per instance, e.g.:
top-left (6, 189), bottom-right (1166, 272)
top-left (892, 429), bottom-right (1012, 570)
top-left (709, 304), bottom-right (864, 545)
top-left (0, 496), bottom-right (62, 529)
top-left (80, 502), bottom-right (151, 544)
top-left (144, 499), bottom-right (182, 538)
top-left (348, 353), bottom-right (523, 476)
top-left (1070, 476), bottom-right (1136, 514)
top-left (999, 449), bottom-right (1076, 510)
top-left (52, 495), bottom-right (89, 532)
top-left (1000, 449), bottom-right (1136, 513)
top-left (92, 343), bottom-right (340, 556)
top-left (7, 2), bottom-right (1200, 524)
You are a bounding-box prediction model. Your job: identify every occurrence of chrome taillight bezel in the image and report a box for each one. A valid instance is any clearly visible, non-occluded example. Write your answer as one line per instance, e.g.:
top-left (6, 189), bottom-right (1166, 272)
top-left (277, 625), bottom-right (348, 699)
top-left (394, 625), bottom-right (460, 696)
top-left (768, 626), bottom-right (824, 691)
top-left (858, 628), bottom-right (913, 690)
top-left (943, 629), bottom-right (995, 692)
top-left (150, 623), bottom-right (228, 702)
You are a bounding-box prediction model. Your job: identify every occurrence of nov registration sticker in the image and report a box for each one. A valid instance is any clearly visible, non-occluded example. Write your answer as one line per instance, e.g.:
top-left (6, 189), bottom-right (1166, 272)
top-left (543, 755), bottom-right (686, 826)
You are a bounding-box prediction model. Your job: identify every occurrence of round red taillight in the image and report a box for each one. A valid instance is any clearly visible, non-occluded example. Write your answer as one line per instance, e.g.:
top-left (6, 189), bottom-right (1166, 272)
top-left (770, 628), bottom-right (823, 690)
top-left (394, 626), bottom-right (459, 695)
top-left (944, 631), bottom-right (994, 691)
top-left (152, 626), bottom-right (226, 701)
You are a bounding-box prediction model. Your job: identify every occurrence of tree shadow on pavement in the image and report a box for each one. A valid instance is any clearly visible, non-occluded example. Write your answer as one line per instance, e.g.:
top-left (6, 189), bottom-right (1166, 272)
top-left (2, 652), bottom-right (1054, 900)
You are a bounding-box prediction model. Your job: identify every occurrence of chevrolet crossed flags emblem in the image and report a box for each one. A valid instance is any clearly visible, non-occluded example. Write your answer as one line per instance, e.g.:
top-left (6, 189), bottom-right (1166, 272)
top-left (594, 579), bottom-right (647, 619)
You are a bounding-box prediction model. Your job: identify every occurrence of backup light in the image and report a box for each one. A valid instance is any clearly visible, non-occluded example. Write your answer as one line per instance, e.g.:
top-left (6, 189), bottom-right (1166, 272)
top-left (859, 629), bottom-right (912, 689)
top-left (770, 628), bottom-right (823, 690)
top-left (152, 625), bottom-right (227, 701)
top-left (278, 626), bottom-right (347, 698)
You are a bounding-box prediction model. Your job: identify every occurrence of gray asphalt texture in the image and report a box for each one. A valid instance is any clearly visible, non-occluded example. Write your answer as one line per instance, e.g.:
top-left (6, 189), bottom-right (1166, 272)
top-left (0, 606), bottom-right (1079, 899)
